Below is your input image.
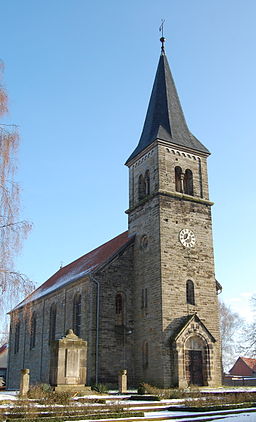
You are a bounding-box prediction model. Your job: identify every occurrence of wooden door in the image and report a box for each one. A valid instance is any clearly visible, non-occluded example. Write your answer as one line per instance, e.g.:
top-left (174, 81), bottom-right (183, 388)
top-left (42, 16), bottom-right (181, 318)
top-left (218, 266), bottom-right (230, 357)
top-left (185, 350), bottom-right (203, 386)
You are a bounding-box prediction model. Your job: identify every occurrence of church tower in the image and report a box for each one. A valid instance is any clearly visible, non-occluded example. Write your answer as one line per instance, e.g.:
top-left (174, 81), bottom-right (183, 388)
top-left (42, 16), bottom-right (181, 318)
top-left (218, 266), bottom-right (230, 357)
top-left (126, 38), bottom-right (222, 387)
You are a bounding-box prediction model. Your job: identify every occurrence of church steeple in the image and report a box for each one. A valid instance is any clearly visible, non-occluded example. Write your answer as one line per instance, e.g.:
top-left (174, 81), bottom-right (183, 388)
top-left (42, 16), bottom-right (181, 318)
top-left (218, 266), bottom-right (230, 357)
top-left (126, 41), bottom-right (209, 164)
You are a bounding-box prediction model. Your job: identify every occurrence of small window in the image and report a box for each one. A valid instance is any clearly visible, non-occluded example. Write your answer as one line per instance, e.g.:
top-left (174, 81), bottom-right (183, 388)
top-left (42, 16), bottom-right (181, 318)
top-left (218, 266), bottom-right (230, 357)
top-left (142, 341), bottom-right (149, 368)
top-left (73, 294), bottom-right (82, 337)
top-left (116, 293), bottom-right (123, 314)
top-left (141, 288), bottom-right (148, 310)
top-left (30, 312), bottom-right (37, 350)
top-left (115, 292), bottom-right (125, 325)
top-left (49, 303), bottom-right (57, 343)
top-left (14, 321), bottom-right (20, 354)
top-left (186, 280), bottom-right (195, 305)
top-left (184, 169), bottom-right (194, 196)
top-left (175, 166), bottom-right (182, 193)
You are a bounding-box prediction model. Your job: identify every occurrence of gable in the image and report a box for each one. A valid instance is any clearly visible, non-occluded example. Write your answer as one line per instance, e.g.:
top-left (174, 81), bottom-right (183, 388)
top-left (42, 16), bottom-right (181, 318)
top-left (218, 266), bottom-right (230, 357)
top-left (170, 314), bottom-right (216, 346)
top-left (229, 357), bottom-right (256, 376)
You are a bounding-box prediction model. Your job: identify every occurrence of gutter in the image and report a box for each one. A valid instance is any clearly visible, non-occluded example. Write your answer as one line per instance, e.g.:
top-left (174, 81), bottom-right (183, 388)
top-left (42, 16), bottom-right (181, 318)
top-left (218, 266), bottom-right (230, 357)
top-left (89, 273), bottom-right (100, 385)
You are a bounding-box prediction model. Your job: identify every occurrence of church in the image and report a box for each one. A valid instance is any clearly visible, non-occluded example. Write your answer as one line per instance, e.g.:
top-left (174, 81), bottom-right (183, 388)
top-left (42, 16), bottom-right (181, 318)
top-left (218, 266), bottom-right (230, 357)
top-left (7, 38), bottom-right (222, 389)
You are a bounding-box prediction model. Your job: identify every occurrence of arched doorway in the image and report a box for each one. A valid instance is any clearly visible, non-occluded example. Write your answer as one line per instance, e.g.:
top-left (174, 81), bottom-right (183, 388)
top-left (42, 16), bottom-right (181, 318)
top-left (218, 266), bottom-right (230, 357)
top-left (184, 336), bottom-right (207, 386)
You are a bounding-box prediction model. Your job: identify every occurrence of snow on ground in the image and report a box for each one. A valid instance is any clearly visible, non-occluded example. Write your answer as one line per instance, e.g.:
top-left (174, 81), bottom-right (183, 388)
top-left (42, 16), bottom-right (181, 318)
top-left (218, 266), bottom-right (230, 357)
top-left (0, 391), bottom-right (18, 400)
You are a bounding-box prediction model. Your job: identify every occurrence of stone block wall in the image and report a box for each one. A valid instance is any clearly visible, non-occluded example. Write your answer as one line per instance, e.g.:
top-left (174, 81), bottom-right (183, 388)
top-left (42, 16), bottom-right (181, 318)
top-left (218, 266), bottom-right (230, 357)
top-left (126, 141), bottom-right (222, 387)
top-left (95, 243), bottom-right (135, 385)
top-left (7, 278), bottom-right (93, 389)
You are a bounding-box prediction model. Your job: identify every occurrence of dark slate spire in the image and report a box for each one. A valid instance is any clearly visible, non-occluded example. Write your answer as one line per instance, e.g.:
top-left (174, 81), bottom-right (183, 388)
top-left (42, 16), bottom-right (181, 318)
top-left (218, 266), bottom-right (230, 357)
top-left (126, 41), bottom-right (209, 164)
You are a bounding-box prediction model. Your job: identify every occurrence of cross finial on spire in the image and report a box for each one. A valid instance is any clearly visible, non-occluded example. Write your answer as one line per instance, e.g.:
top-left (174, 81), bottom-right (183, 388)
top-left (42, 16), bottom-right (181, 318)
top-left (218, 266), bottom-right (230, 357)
top-left (159, 19), bottom-right (166, 54)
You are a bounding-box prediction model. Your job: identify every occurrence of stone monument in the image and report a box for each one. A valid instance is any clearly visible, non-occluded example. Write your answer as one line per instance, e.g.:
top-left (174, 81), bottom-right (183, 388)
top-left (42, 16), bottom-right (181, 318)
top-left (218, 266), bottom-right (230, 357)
top-left (50, 329), bottom-right (90, 392)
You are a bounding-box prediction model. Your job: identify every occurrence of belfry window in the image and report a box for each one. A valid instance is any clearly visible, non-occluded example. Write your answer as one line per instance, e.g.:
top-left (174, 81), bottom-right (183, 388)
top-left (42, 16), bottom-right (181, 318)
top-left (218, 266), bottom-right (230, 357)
top-left (138, 170), bottom-right (150, 201)
top-left (145, 170), bottom-right (150, 195)
top-left (186, 280), bottom-right (195, 305)
top-left (73, 293), bottom-right (82, 337)
top-left (138, 174), bottom-right (146, 201)
top-left (49, 303), bottom-right (57, 343)
top-left (30, 312), bottom-right (37, 349)
top-left (184, 169), bottom-right (194, 196)
top-left (14, 321), bottom-right (20, 354)
top-left (175, 166), bottom-right (182, 193)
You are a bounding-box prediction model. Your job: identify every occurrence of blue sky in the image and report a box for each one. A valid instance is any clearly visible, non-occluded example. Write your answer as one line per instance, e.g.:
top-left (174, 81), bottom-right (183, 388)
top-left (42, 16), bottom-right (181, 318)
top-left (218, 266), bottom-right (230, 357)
top-left (1, 0), bottom-right (255, 320)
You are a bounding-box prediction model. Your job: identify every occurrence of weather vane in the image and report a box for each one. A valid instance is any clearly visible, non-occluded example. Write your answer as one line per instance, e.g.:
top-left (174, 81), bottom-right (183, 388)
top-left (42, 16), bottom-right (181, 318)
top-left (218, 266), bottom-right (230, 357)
top-left (159, 19), bottom-right (166, 53)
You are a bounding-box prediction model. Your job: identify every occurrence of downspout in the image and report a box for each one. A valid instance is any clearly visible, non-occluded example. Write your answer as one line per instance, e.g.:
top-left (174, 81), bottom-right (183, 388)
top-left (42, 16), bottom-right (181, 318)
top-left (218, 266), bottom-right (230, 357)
top-left (89, 274), bottom-right (100, 385)
top-left (39, 299), bottom-right (46, 381)
top-left (22, 315), bottom-right (27, 369)
top-left (6, 315), bottom-right (12, 388)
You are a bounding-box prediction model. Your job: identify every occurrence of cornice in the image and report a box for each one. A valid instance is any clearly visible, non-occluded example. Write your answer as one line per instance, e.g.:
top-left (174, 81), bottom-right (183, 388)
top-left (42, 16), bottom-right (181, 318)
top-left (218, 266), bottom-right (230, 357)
top-left (125, 191), bottom-right (213, 214)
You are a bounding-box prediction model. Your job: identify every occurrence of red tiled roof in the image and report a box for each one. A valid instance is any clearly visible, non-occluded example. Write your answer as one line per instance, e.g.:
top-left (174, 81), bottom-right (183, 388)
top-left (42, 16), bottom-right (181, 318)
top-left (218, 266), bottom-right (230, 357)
top-left (240, 357), bottom-right (256, 371)
top-left (14, 231), bottom-right (134, 310)
top-left (0, 344), bottom-right (7, 354)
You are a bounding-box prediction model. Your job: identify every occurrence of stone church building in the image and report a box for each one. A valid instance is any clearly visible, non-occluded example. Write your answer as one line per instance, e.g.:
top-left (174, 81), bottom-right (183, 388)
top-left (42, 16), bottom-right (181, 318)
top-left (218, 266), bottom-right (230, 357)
top-left (7, 39), bottom-right (222, 389)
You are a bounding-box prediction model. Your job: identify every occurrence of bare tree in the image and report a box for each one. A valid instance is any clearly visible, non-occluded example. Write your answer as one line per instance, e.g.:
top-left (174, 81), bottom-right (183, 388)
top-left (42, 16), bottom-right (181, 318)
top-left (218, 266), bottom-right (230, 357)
top-left (239, 295), bottom-right (256, 358)
top-left (219, 300), bottom-right (245, 372)
top-left (0, 61), bottom-right (33, 343)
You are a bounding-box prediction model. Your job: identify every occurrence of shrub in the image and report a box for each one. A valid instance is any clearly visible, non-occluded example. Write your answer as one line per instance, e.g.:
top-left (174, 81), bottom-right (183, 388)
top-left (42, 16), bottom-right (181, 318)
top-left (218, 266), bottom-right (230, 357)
top-left (77, 398), bottom-right (106, 404)
top-left (137, 383), bottom-right (146, 395)
top-left (141, 383), bottom-right (191, 399)
top-left (27, 384), bottom-right (49, 399)
top-left (26, 384), bottom-right (73, 405)
top-left (39, 391), bottom-right (73, 405)
top-left (91, 383), bottom-right (108, 393)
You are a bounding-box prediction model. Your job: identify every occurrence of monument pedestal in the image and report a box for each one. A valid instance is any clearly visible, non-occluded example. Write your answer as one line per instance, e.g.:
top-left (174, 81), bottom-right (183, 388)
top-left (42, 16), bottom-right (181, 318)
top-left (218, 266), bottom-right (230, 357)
top-left (54, 385), bottom-right (91, 393)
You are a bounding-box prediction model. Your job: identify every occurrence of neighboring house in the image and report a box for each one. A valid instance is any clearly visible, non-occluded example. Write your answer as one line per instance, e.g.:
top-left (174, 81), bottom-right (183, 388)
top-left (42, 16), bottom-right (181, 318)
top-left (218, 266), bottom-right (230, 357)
top-left (229, 357), bottom-right (256, 377)
top-left (7, 38), bottom-right (222, 390)
top-left (0, 343), bottom-right (8, 387)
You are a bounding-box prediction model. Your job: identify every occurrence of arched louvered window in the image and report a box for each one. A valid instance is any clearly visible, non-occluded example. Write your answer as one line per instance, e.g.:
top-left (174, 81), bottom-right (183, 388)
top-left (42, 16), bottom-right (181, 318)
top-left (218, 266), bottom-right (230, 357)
top-left (175, 166), bottom-right (182, 193)
top-left (142, 341), bottom-right (149, 369)
top-left (184, 169), bottom-right (194, 196)
top-left (145, 170), bottom-right (150, 195)
top-left (14, 321), bottom-right (20, 354)
top-left (138, 174), bottom-right (146, 201)
top-left (49, 303), bottom-right (57, 343)
top-left (30, 312), bottom-right (37, 349)
top-left (186, 280), bottom-right (195, 305)
top-left (73, 293), bottom-right (82, 337)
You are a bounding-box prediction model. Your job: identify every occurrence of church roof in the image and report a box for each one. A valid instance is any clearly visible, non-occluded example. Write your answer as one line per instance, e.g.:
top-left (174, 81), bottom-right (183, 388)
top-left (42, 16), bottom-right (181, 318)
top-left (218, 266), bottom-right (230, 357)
top-left (126, 46), bottom-right (209, 164)
top-left (13, 231), bottom-right (134, 310)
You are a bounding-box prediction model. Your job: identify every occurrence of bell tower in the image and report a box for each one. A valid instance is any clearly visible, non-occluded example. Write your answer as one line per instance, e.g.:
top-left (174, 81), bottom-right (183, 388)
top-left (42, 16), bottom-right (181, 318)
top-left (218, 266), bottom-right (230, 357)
top-left (126, 38), bottom-right (222, 387)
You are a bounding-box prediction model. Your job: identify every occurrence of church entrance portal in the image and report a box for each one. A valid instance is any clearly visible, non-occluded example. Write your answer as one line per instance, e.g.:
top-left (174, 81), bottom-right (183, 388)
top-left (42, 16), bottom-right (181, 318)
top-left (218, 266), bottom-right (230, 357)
top-left (184, 336), bottom-right (206, 386)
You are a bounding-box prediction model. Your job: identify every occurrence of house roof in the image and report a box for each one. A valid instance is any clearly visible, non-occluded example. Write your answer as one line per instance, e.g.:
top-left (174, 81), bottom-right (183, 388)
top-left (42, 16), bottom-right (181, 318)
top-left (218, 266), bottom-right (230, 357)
top-left (0, 344), bottom-right (7, 355)
top-left (126, 44), bottom-right (209, 164)
top-left (13, 231), bottom-right (134, 311)
top-left (240, 357), bottom-right (256, 371)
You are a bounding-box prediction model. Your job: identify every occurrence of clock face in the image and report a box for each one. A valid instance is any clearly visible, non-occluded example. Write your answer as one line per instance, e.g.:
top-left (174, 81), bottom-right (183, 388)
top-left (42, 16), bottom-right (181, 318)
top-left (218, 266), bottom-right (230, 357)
top-left (179, 229), bottom-right (196, 248)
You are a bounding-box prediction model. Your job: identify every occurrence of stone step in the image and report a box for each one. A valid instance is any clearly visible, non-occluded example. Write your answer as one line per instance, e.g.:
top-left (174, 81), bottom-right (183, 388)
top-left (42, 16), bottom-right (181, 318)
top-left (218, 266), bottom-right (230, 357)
top-left (82, 406), bottom-right (256, 422)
